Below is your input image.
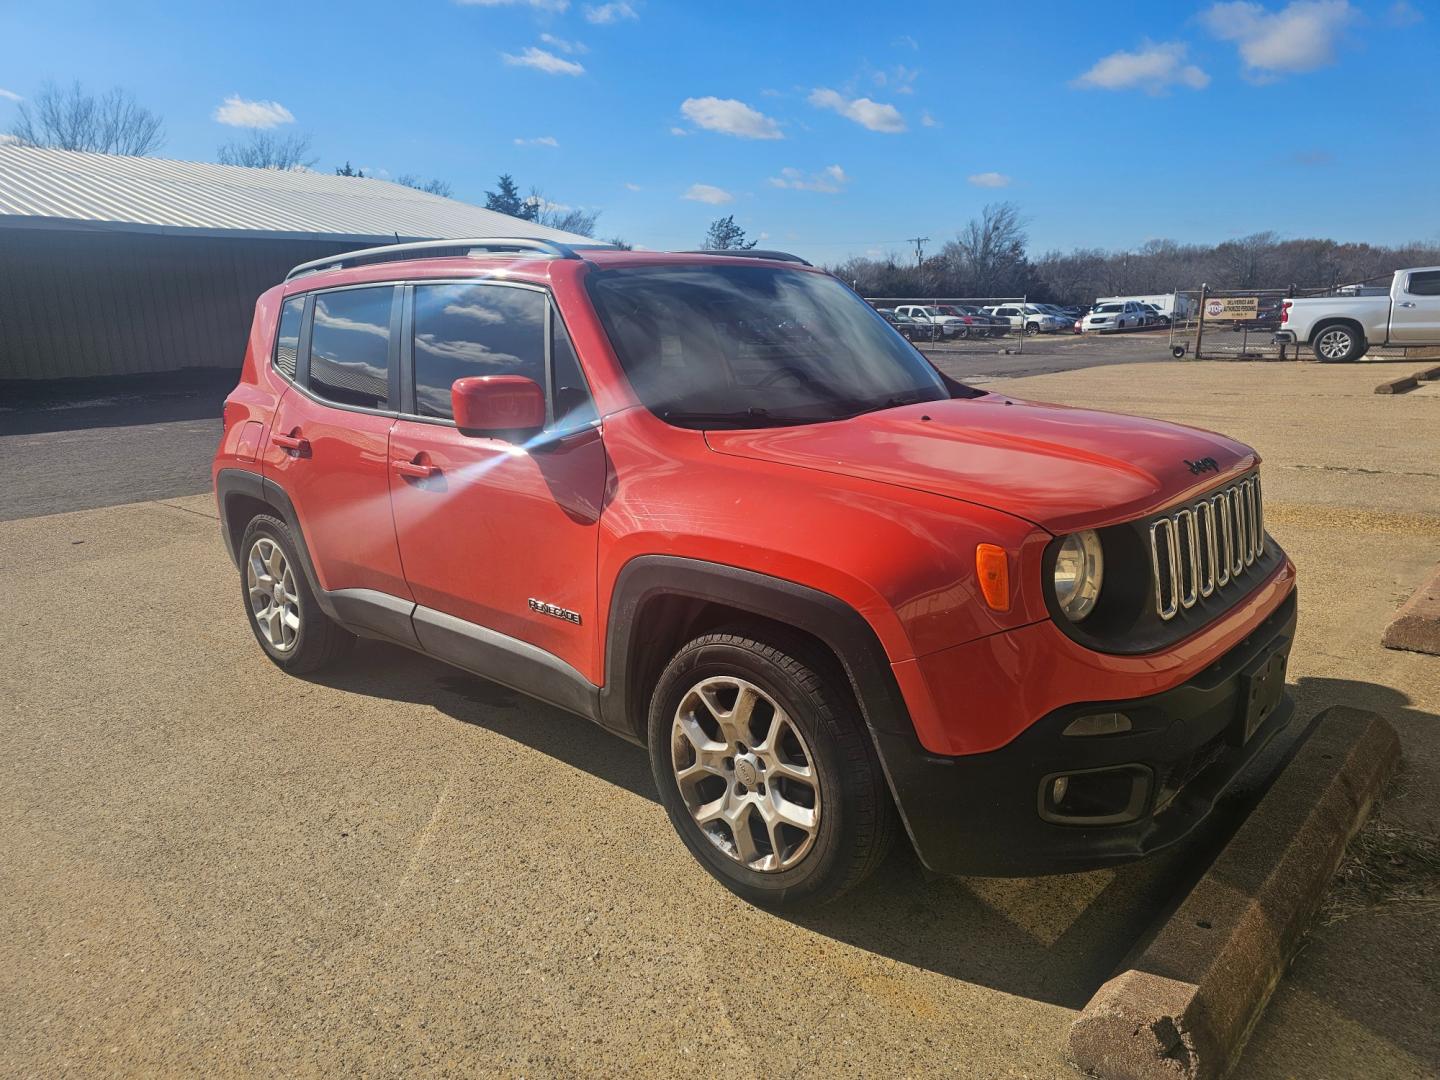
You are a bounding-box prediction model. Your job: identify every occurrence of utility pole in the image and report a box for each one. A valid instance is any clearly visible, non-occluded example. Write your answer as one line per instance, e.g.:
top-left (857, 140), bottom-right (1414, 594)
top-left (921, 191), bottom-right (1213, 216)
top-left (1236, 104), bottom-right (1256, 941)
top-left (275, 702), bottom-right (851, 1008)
top-left (907, 236), bottom-right (929, 268)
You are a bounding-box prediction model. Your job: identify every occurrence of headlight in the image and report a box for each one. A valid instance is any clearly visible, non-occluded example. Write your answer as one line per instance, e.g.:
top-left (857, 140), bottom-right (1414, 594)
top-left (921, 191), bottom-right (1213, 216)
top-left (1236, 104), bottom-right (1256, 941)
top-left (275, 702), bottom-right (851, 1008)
top-left (1053, 530), bottom-right (1104, 621)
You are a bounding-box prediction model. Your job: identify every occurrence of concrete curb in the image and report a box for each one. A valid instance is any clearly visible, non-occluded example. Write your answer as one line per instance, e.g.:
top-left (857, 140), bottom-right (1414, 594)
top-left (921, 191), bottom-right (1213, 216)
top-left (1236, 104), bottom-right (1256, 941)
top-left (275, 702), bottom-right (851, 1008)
top-left (1374, 373), bottom-right (1418, 394)
top-left (1418, 364), bottom-right (1440, 382)
top-left (1381, 564), bottom-right (1440, 656)
top-left (1067, 706), bottom-right (1400, 1080)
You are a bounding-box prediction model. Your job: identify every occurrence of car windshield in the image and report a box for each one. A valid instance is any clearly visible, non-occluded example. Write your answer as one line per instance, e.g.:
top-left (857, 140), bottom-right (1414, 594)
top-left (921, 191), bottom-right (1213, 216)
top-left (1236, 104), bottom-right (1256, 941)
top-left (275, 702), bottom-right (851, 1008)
top-left (587, 264), bottom-right (949, 428)
top-left (1095, 304), bottom-right (1122, 314)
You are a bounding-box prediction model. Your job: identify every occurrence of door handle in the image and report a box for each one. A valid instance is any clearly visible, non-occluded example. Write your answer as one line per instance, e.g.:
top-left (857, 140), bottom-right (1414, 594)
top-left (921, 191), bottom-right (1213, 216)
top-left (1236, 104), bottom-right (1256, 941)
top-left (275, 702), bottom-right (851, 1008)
top-left (1399, 301), bottom-right (1417, 308)
top-left (393, 458), bottom-right (439, 479)
top-left (272, 431), bottom-right (309, 454)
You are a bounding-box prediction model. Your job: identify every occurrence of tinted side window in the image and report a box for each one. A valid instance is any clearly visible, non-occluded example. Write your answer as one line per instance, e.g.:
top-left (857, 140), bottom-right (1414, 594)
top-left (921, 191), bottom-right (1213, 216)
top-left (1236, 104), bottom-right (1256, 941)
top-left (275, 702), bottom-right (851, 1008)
top-left (274, 296), bottom-right (303, 380)
top-left (412, 284), bottom-right (544, 420)
top-left (1407, 270), bottom-right (1440, 296)
top-left (551, 312), bottom-right (597, 430)
top-left (309, 287), bottom-right (393, 409)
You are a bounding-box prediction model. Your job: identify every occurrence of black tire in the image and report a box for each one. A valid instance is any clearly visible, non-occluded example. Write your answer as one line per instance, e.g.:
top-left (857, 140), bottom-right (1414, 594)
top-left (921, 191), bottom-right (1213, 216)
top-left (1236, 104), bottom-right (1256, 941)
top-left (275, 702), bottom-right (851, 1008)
top-left (1024, 322), bottom-right (1040, 336)
top-left (1313, 323), bottom-right (1365, 363)
top-left (647, 629), bottom-right (898, 909)
top-left (238, 514), bottom-right (355, 674)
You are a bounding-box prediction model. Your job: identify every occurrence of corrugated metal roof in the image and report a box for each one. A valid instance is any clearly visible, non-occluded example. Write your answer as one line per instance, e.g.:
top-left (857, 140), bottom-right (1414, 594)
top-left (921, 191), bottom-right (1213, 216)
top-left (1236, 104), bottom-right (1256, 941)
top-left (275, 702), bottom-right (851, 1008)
top-left (0, 144), bottom-right (592, 244)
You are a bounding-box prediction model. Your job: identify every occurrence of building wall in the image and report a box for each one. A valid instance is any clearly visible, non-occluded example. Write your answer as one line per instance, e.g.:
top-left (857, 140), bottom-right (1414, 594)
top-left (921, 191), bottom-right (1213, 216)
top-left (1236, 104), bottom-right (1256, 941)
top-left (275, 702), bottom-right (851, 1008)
top-left (0, 228), bottom-right (356, 380)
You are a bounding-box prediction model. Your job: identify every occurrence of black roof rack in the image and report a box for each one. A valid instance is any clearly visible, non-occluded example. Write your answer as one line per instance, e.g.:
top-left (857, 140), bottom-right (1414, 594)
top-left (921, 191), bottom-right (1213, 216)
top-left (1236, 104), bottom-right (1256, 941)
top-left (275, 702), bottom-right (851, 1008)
top-left (285, 236), bottom-right (583, 281)
top-left (677, 249), bottom-right (813, 267)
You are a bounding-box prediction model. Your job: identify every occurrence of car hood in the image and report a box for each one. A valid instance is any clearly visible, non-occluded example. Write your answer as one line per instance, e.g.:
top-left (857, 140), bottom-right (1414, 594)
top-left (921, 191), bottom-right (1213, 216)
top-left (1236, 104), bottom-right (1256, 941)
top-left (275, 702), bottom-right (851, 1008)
top-left (704, 394), bottom-right (1257, 534)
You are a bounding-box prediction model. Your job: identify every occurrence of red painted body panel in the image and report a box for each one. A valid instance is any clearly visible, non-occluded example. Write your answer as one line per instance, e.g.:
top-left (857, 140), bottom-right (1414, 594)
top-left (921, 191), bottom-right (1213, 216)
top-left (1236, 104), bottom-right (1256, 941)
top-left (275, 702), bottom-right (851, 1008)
top-left (894, 557), bottom-right (1297, 756)
top-left (706, 395), bottom-right (1257, 533)
top-left (388, 419), bottom-right (606, 679)
top-left (216, 250), bottom-right (1298, 773)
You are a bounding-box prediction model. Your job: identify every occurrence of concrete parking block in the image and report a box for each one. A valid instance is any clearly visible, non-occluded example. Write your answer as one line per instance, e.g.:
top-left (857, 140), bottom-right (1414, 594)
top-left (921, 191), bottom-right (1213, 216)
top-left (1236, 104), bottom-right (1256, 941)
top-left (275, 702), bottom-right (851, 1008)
top-left (1067, 706), bottom-right (1400, 1080)
top-left (1382, 564), bottom-right (1440, 656)
top-left (1374, 373), bottom-right (1420, 394)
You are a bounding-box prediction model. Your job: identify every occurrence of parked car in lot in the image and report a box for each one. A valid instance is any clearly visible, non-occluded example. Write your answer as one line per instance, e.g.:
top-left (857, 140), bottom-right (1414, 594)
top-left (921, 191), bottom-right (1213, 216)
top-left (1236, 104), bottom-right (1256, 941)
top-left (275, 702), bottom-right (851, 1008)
top-left (982, 303), bottom-right (1069, 335)
top-left (876, 307), bottom-right (928, 342)
top-left (933, 304), bottom-right (1008, 338)
top-left (893, 304), bottom-right (965, 338)
top-left (1276, 267), bottom-right (1440, 361)
top-left (215, 238), bottom-right (1297, 909)
top-left (1081, 301), bottom-right (1149, 333)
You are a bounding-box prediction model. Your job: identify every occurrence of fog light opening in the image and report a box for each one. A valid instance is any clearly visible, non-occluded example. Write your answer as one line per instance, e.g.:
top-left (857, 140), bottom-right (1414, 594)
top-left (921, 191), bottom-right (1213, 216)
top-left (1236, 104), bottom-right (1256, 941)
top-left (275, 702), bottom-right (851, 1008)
top-left (1063, 711), bottom-right (1133, 737)
top-left (1039, 764), bottom-right (1152, 826)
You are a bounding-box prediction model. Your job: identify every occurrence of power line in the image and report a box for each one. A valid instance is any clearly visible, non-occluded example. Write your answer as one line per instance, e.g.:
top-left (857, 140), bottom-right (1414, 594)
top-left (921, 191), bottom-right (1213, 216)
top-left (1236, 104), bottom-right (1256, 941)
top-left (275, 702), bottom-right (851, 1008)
top-left (906, 236), bottom-right (929, 267)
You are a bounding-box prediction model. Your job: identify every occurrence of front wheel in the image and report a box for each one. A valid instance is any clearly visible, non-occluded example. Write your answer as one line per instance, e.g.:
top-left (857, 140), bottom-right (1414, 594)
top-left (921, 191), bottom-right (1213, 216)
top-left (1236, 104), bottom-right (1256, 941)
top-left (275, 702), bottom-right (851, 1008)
top-left (648, 631), bottom-right (897, 909)
top-left (1314, 324), bottom-right (1365, 363)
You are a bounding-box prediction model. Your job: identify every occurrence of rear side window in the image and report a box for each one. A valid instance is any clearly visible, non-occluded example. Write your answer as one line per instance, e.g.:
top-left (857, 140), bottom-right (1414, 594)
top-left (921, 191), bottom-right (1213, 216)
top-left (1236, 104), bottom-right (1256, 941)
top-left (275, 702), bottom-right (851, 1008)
top-left (1407, 270), bottom-right (1440, 296)
top-left (412, 283), bottom-right (545, 420)
top-left (309, 287), bottom-right (393, 410)
top-left (273, 296), bottom-right (303, 380)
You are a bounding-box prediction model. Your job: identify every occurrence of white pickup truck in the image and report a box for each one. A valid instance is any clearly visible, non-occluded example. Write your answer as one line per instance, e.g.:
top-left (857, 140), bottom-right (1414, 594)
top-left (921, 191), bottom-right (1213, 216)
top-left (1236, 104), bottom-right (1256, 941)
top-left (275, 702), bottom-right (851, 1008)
top-left (1276, 266), bottom-right (1440, 362)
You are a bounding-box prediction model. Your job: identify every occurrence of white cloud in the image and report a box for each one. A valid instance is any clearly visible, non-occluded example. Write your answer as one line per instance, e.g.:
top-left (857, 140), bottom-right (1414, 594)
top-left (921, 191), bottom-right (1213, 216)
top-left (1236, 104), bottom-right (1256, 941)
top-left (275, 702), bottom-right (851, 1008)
top-left (457, 0), bottom-right (569, 9)
top-left (892, 34), bottom-right (919, 50)
top-left (968, 172), bottom-right (1012, 188)
top-left (1073, 42), bottom-right (1210, 93)
top-left (213, 95), bottom-right (296, 128)
top-left (1200, 1), bottom-right (1356, 78)
top-left (584, 1), bottom-right (637, 22)
top-left (0, 88), bottom-right (22, 103)
top-left (683, 183), bottom-right (734, 205)
top-left (514, 135), bottom-right (560, 147)
top-left (807, 88), bottom-right (906, 133)
top-left (921, 110), bottom-right (939, 128)
top-left (539, 32), bottom-right (588, 53)
top-left (873, 64), bottom-right (919, 94)
top-left (624, 182), bottom-right (642, 191)
top-left (0, 133), bottom-right (20, 145)
top-left (1386, 1), bottom-right (1424, 26)
top-left (501, 46), bottom-right (585, 75)
top-left (670, 126), bottom-right (688, 136)
top-left (768, 164), bottom-right (849, 194)
top-left (680, 96), bottom-right (783, 140)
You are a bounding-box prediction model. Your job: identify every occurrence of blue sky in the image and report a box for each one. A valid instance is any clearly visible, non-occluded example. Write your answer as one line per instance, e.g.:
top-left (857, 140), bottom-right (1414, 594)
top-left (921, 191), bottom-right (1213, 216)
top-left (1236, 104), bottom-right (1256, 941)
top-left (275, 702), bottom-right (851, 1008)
top-left (2, 0), bottom-right (1437, 263)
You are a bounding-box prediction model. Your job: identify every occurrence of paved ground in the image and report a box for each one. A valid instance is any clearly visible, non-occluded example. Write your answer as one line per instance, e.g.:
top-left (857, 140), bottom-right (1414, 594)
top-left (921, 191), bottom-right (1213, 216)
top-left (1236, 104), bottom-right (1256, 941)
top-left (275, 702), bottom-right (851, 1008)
top-left (2, 360), bottom-right (1437, 1077)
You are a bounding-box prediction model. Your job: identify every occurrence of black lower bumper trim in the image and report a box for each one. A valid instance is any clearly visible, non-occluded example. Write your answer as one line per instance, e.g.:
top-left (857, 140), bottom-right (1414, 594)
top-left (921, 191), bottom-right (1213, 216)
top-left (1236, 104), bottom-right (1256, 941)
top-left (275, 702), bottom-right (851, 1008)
top-left (877, 589), bottom-right (1298, 877)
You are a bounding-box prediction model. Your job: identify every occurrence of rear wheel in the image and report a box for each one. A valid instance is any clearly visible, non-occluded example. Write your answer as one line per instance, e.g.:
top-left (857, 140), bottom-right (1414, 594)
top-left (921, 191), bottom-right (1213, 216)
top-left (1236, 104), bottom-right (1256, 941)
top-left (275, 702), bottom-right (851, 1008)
top-left (1025, 322), bottom-right (1040, 336)
top-left (648, 630), bottom-right (897, 909)
top-left (1314, 324), bottom-right (1365, 363)
top-left (239, 514), bottom-right (355, 674)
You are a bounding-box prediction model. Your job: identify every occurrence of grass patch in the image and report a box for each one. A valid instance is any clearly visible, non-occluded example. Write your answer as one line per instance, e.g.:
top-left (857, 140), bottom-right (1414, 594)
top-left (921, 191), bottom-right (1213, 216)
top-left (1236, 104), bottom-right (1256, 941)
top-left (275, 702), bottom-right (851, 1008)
top-left (1321, 818), bottom-right (1440, 925)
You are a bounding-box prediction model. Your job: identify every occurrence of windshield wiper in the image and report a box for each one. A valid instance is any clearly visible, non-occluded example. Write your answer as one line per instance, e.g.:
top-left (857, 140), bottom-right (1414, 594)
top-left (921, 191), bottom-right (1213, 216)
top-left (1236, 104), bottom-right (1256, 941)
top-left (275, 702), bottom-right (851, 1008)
top-left (846, 389), bottom-right (941, 418)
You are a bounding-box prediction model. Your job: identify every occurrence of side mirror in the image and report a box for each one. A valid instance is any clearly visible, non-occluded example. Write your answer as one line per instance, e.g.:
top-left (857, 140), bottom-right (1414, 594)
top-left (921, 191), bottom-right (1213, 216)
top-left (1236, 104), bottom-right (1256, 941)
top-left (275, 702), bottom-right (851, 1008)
top-left (452, 375), bottom-right (546, 439)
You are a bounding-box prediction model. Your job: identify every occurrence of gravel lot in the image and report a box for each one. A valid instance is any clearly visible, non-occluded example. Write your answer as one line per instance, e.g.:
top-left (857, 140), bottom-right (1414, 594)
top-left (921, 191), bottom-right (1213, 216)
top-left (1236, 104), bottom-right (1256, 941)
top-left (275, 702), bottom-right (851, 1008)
top-left (2, 359), bottom-right (1437, 1077)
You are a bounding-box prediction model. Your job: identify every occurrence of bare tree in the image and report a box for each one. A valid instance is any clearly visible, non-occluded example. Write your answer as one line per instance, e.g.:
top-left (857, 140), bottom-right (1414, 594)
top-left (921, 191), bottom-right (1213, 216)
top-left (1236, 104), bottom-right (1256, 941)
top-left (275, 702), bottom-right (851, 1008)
top-left (10, 81), bottom-right (164, 156)
top-left (217, 132), bottom-right (317, 171)
top-left (395, 174), bottom-right (454, 198)
top-left (527, 187), bottom-right (600, 237)
top-left (942, 202), bottom-right (1032, 297)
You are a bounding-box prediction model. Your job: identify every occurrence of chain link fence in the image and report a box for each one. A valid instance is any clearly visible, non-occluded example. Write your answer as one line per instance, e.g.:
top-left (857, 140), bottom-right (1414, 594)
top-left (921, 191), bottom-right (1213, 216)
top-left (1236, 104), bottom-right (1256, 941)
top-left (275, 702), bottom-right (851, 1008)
top-left (862, 297), bottom-right (1083, 353)
top-left (1167, 286), bottom-right (1293, 360)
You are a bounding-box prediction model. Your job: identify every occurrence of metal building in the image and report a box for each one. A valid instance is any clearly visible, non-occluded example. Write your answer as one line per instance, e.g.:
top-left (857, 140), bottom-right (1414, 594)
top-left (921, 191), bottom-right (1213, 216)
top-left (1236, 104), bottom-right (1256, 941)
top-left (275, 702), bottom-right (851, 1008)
top-left (0, 145), bottom-right (589, 381)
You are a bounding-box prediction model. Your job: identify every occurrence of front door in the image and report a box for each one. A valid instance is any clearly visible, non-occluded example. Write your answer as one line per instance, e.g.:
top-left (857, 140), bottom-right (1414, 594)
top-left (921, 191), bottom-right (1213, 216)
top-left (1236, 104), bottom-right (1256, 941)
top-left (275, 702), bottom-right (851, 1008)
top-left (387, 281), bottom-right (606, 682)
top-left (1389, 268), bottom-right (1440, 345)
top-left (263, 285), bottom-right (411, 601)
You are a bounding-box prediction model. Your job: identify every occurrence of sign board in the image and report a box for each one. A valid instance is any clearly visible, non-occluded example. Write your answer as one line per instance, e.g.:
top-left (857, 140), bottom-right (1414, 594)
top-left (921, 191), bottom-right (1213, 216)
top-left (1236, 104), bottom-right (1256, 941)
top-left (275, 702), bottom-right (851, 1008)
top-left (1203, 296), bottom-right (1259, 321)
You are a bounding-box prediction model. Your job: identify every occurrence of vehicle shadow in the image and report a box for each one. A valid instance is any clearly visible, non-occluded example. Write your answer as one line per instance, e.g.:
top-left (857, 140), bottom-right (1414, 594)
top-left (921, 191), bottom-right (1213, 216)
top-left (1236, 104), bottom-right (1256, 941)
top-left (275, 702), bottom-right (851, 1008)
top-left (303, 641), bottom-right (1433, 1013)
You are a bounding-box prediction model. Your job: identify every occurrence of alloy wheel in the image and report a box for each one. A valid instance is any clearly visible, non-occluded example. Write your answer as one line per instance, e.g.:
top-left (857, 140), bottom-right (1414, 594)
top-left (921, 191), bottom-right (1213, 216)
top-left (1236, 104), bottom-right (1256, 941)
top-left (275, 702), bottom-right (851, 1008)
top-left (670, 676), bottom-right (821, 872)
top-left (1317, 328), bottom-right (1352, 360)
top-left (246, 536), bottom-right (300, 652)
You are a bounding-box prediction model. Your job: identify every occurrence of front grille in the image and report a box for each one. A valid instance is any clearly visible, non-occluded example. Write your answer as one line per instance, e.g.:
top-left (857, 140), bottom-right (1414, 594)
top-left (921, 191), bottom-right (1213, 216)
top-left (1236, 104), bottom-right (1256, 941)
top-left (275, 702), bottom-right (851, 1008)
top-left (1148, 475), bottom-right (1264, 621)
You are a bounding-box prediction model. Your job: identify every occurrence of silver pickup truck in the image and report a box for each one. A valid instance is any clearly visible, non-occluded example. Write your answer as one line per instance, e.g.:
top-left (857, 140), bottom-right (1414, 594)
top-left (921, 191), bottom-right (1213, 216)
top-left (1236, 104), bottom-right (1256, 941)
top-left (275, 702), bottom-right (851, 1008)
top-left (1277, 266), bottom-right (1440, 361)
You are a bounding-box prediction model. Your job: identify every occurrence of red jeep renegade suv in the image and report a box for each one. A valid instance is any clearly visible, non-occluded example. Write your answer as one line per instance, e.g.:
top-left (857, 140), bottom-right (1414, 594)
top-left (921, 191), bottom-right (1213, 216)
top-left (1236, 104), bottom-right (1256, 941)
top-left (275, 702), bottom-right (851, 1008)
top-left (214, 238), bottom-right (1297, 908)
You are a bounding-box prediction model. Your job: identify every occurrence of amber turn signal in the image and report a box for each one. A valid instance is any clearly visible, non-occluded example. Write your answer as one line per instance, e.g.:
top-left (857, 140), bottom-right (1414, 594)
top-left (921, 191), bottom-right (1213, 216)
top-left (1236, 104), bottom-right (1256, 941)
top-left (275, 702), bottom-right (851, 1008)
top-left (976, 543), bottom-right (1010, 612)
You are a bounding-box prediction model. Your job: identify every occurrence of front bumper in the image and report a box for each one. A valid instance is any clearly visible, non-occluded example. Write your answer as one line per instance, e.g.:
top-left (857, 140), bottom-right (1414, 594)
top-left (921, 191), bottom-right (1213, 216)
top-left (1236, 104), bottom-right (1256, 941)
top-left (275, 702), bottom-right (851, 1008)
top-left (875, 589), bottom-right (1298, 876)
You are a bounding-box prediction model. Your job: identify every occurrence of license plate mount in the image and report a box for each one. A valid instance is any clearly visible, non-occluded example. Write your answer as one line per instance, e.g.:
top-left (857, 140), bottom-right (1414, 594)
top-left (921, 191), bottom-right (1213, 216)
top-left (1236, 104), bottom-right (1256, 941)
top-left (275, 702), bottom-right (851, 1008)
top-left (1236, 647), bottom-right (1288, 746)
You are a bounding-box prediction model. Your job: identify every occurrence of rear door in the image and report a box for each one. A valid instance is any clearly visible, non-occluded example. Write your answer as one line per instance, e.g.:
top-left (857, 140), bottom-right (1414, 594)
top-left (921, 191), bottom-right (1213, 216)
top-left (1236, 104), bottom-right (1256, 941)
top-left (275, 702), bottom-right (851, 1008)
top-left (388, 281), bottom-right (606, 682)
top-left (263, 284), bottom-right (412, 601)
top-left (1389, 269), bottom-right (1440, 344)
